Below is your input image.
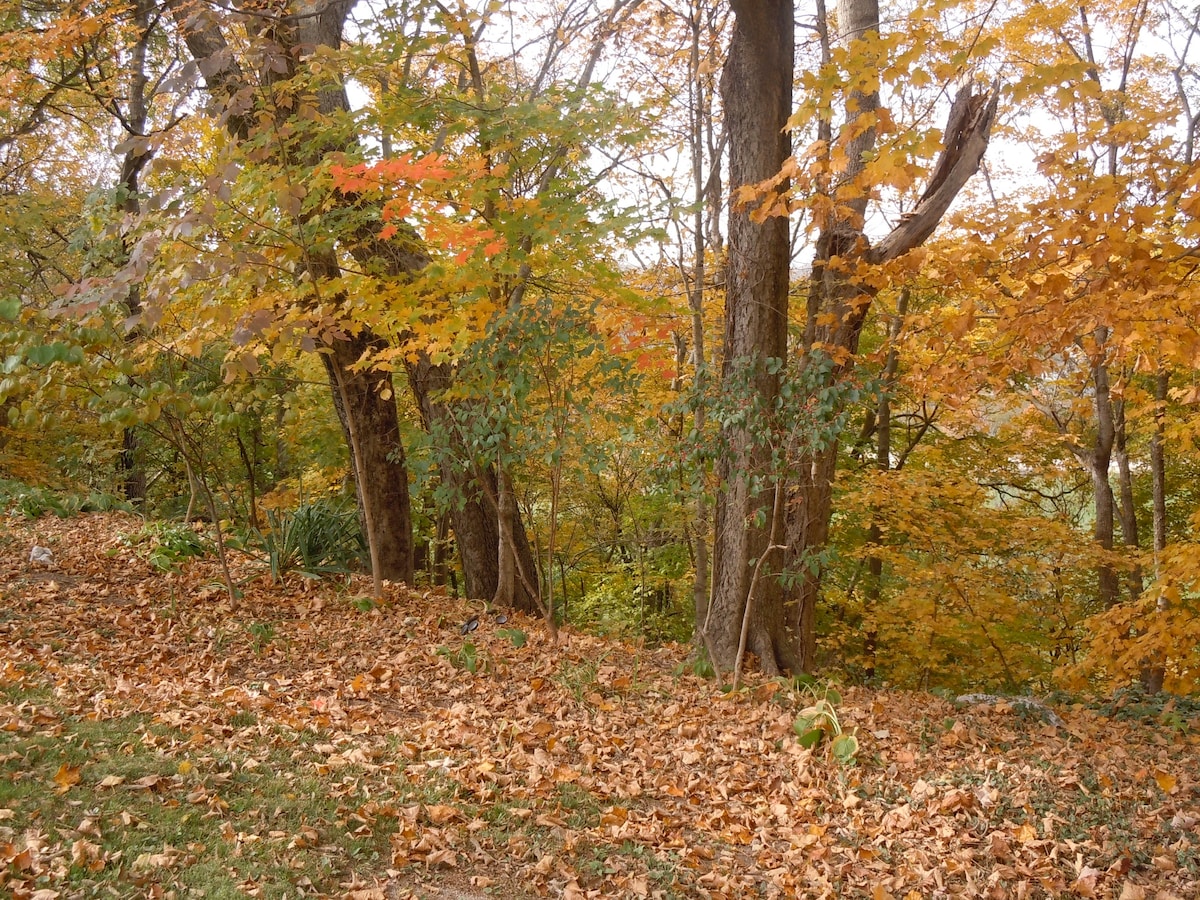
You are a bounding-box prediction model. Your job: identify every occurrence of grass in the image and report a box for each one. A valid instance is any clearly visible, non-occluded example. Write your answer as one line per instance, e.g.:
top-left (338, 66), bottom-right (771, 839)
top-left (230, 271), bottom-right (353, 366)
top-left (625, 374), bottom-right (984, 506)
top-left (0, 679), bottom-right (408, 898)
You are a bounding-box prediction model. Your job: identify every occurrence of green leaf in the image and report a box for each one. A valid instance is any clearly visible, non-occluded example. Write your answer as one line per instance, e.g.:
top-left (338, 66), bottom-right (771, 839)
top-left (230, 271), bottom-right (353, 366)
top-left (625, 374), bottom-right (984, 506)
top-left (497, 627), bottom-right (527, 648)
top-left (0, 298), bottom-right (19, 321)
top-left (460, 642), bottom-right (478, 674)
top-left (795, 727), bottom-right (824, 750)
top-left (831, 732), bottom-right (859, 765)
top-left (25, 343), bottom-right (83, 366)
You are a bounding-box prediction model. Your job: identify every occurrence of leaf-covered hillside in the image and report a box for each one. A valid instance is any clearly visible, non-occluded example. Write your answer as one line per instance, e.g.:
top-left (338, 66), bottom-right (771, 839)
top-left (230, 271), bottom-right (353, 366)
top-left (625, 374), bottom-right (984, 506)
top-left (1, 513), bottom-right (1197, 899)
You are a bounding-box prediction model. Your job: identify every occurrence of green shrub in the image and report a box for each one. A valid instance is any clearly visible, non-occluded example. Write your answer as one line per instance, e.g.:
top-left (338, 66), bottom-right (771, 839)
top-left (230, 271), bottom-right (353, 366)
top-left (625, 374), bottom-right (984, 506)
top-left (0, 478), bottom-right (129, 518)
top-left (122, 521), bottom-right (212, 572)
top-left (790, 677), bottom-right (859, 765)
top-left (257, 499), bottom-right (365, 582)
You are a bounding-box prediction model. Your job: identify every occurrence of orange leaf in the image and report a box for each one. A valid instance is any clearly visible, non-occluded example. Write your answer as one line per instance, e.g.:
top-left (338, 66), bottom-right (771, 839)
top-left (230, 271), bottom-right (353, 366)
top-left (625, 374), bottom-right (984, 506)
top-left (53, 763), bottom-right (81, 792)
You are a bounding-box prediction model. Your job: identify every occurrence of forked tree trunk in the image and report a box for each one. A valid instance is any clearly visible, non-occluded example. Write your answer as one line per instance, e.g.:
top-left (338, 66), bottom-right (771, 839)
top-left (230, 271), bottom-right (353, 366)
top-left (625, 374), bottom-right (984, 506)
top-left (1067, 331), bottom-right (1120, 610)
top-left (709, 0), bottom-right (997, 675)
top-left (405, 354), bottom-right (540, 612)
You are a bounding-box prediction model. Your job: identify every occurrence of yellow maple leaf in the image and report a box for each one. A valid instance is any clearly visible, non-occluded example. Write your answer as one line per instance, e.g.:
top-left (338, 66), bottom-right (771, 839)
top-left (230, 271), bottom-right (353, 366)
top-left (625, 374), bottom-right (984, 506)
top-left (53, 763), bottom-right (81, 793)
top-left (1153, 770), bottom-right (1177, 794)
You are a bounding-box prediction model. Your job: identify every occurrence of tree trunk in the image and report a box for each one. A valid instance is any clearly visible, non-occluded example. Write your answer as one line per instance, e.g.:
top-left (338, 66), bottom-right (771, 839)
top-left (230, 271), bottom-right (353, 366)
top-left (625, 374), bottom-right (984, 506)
top-left (405, 354), bottom-right (540, 612)
top-left (323, 332), bottom-right (413, 584)
top-left (494, 464), bottom-right (517, 606)
top-left (1113, 393), bottom-right (1144, 599)
top-left (116, 0), bottom-right (155, 507)
top-left (705, 0), bottom-right (795, 675)
top-left (1142, 370), bottom-right (1169, 693)
top-left (1083, 333), bottom-right (1120, 609)
top-left (781, 13), bottom-right (996, 673)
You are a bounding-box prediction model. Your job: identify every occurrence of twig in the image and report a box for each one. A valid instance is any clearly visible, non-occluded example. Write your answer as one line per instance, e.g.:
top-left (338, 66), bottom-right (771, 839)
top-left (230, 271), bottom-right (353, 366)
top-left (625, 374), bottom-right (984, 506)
top-left (733, 479), bottom-right (786, 690)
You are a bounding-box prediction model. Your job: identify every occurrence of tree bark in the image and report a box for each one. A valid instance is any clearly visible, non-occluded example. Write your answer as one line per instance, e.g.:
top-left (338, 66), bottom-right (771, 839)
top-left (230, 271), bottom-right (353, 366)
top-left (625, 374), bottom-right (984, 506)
top-left (1142, 370), bottom-right (1169, 693)
top-left (1065, 330), bottom-right (1120, 609)
top-left (789, 11), bottom-right (997, 673)
top-left (404, 353), bottom-right (540, 611)
top-left (707, 0), bottom-right (998, 676)
top-left (1113, 391), bottom-right (1144, 599)
top-left (706, 0), bottom-right (795, 675)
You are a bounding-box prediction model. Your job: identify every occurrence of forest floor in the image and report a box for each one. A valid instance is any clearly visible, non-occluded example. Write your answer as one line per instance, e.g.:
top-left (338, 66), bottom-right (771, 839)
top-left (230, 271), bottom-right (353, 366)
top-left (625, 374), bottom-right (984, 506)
top-left (1, 512), bottom-right (1198, 900)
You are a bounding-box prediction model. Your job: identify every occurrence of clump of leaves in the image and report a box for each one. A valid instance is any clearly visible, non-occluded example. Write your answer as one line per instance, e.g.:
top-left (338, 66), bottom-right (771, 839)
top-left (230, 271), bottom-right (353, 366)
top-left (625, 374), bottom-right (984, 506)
top-left (1080, 683), bottom-right (1200, 732)
top-left (247, 621), bottom-right (276, 653)
top-left (256, 499), bottom-right (364, 582)
top-left (496, 626), bottom-right (527, 648)
top-left (123, 521), bottom-right (211, 572)
top-left (437, 641), bottom-right (481, 674)
top-left (792, 679), bottom-right (859, 765)
top-left (1, 478), bottom-right (73, 518)
top-left (0, 478), bottom-right (128, 518)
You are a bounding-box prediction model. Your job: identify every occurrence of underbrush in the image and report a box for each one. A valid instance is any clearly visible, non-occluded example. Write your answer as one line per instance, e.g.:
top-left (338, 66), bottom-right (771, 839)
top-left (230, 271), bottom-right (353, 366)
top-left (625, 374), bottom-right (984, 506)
top-left (0, 477), bottom-right (128, 519)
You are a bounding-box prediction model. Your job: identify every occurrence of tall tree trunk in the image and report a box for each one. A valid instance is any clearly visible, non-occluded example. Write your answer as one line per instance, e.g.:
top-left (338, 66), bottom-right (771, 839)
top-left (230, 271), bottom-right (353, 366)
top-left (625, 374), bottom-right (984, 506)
top-left (1067, 330), bottom-right (1120, 609)
top-left (115, 0), bottom-right (156, 507)
top-left (706, 0), bottom-right (997, 675)
top-left (494, 463), bottom-right (517, 606)
top-left (1143, 370), bottom-right (1169, 693)
top-left (323, 333), bottom-right (413, 584)
top-left (682, 0), bottom-right (724, 634)
top-left (1113, 392), bottom-right (1144, 599)
top-left (706, 0), bottom-right (795, 675)
top-left (781, 8), bottom-right (996, 672)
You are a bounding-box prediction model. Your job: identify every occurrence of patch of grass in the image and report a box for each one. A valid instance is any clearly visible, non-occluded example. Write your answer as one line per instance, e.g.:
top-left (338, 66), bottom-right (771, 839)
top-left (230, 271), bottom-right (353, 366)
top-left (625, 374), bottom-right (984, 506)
top-left (576, 839), bottom-right (685, 897)
top-left (556, 783), bottom-right (601, 829)
top-left (555, 657), bottom-right (599, 702)
top-left (0, 699), bottom-right (407, 897)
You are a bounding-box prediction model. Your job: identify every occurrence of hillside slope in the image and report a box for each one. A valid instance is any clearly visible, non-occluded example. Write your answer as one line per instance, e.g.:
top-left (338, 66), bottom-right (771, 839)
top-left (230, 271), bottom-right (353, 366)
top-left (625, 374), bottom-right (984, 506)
top-left (2, 513), bottom-right (1197, 899)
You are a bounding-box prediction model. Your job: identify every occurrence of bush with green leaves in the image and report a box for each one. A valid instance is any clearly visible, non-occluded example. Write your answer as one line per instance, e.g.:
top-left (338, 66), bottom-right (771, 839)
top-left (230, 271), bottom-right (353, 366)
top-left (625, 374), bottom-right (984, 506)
top-left (256, 499), bottom-right (365, 582)
top-left (122, 521), bottom-right (212, 572)
top-left (0, 478), bottom-right (128, 519)
top-left (571, 569), bottom-right (691, 644)
top-left (791, 678), bottom-right (859, 765)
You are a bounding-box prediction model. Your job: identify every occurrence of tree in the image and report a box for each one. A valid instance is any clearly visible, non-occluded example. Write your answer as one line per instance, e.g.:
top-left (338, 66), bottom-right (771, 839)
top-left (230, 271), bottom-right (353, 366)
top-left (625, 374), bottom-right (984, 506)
top-left (155, 0), bottom-right (415, 590)
top-left (705, 0), bottom-right (999, 674)
top-left (701, 0), bottom-right (794, 674)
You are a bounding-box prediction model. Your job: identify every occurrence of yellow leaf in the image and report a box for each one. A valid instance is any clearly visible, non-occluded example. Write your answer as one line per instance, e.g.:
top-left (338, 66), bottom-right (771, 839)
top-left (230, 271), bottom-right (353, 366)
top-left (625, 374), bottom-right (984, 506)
top-left (53, 763), bottom-right (81, 792)
top-left (1153, 769), bottom-right (1177, 793)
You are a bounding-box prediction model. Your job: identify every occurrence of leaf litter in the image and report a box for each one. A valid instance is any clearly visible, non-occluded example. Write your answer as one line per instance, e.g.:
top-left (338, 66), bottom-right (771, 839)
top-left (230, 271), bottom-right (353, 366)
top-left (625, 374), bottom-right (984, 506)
top-left (1, 512), bottom-right (1197, 899)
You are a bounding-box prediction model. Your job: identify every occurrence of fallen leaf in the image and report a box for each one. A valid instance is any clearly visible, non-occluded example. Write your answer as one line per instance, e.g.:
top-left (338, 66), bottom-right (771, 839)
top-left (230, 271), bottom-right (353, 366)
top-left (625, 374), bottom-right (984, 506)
top-left (52, 763), bottom-right (81, 792)
top-left (1153, 769), bottom-right (1177, 794)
